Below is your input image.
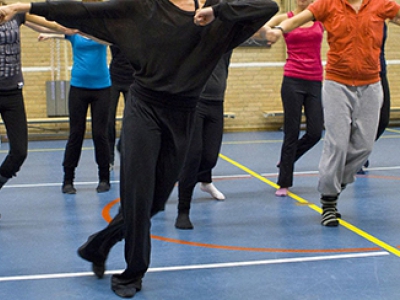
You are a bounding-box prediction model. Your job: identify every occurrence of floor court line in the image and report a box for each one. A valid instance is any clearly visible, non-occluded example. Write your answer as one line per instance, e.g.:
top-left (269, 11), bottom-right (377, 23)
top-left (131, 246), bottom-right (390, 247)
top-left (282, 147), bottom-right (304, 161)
top-left (0, 251), bottom-right (389, 283)
top-left (219, 153), bottom-right (400, 257)
top-left (4, 165), bottom-right (400, 189)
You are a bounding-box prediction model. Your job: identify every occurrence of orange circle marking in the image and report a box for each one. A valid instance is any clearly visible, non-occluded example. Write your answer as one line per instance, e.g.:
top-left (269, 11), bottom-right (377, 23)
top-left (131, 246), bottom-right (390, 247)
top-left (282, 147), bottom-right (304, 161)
top-left (102, 198), bottom-right (394, 254)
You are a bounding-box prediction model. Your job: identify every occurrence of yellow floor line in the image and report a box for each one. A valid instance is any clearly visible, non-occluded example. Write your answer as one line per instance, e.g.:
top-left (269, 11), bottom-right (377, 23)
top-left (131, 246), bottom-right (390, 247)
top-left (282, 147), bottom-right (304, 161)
top-left (219, 153), bottom-right (400, 257)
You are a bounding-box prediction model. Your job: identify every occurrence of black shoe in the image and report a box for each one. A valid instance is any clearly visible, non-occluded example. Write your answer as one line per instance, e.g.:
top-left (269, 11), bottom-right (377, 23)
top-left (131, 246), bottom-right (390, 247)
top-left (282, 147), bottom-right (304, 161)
top-left (175, 213), bottom-right (194, 230)
top-left (364, 160), bottom-right (369, 168)
top-left (357, 160), bottom-right (370, 175)
top-left (356, 168), bottom-right (365, 175)
top-left (111, 274), bottom-right (142, 298)
top-left (62, 183), bottom-right (76, 194)
top-left (77, 243), bottom-right (106, 279)
top-left (0, 174), bottom-right (8, 189)
top-left (96, 181), bottom-right (110, 193)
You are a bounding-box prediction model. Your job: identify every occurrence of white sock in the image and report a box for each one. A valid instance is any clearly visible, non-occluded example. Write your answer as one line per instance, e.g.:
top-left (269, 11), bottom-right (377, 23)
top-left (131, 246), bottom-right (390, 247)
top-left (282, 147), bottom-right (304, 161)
top-left (200, 183), bottom-right (225, 200)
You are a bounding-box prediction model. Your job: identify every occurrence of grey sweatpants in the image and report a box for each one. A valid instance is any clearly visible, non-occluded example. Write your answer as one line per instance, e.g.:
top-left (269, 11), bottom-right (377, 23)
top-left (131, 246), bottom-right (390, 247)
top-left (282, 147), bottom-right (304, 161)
top-left (318, 80), bottom-right (383, 196)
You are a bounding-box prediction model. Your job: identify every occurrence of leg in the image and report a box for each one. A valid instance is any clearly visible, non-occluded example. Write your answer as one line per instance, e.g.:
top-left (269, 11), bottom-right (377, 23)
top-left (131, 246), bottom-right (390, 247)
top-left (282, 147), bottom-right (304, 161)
top-left (62, 86), bottom-right (89, 193)
top-left (90, 87), bottom-right (111, 192)
top-left (318, 80), bottom-right (353, 196)
top-left (113, 95), bottom-right (195, 297)
top-left (318, 81), bottom-right (352, 226)
top-left (78, 209), bottom-right (125, 278)
top-left (342, 82), bottom-right (382, 184)
top-left (318, 81), bottom-right (382, 226)
top-left (0, 89), bottom-right (28, 188)
top-left (196, 101), bottom-right (225, 201)
top-left (277, 77), bottom-right (304, 191)
top-left (294, 80), bottom-right (323, 161)
top-left (176, 105), bottom-right (204, 229)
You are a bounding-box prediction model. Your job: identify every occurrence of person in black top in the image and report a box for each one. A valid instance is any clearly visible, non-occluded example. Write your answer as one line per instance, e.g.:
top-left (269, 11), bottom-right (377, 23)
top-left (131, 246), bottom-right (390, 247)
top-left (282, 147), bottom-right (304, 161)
top-left (0, 0), bottom-right (279, 298)
top-left (108, 45), bottom-right (134, 170)
top-left (176, 51), bottom-right (232, 230)
top-left (0, 3), bottom-right (75, 193)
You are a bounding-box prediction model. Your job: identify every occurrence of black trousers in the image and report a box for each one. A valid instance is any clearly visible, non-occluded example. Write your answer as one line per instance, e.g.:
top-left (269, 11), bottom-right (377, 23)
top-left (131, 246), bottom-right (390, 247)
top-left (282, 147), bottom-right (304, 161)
top-left (376, 72), bottom-right (390, 140)
top-left (0, 89), bottom-right (27, 179)
top-left (278, 76), bottom-right (323, 188)
top-left (63, 86), bottom-right (111, 181)
top-left (178, 100), bottom-right (224, 212)
top-left (81, 91), bottom-right (196, 283)
top-left (107, 81), bottom-right (131, 164)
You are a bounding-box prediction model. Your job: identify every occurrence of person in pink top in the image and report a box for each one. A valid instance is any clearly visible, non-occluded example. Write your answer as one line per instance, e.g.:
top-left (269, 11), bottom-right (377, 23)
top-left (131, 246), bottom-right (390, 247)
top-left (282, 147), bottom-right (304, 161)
top-left (261, 0), bottom-right (324, 197)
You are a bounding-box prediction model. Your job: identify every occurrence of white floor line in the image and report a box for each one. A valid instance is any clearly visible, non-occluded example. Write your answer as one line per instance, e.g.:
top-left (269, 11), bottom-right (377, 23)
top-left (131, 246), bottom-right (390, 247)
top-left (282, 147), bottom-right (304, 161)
top-left (4, 165), bottom-right (400, 189)
top-left (2, 180), bottom-right (120, 188)
top-left (0, 251), bottom-right (388, 283)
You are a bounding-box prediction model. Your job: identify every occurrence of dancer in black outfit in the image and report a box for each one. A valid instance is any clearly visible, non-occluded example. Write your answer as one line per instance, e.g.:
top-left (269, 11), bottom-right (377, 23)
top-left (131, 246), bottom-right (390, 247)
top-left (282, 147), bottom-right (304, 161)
top-left (176, 51), bottom-right (232, 230)
top-left (0, 0), bottom-right (279, 298)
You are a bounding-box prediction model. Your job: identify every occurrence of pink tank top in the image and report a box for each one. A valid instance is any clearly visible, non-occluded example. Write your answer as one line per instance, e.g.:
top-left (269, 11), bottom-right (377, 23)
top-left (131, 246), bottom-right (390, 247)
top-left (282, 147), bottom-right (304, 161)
top-left (283, 11), bottom-right (323, 81)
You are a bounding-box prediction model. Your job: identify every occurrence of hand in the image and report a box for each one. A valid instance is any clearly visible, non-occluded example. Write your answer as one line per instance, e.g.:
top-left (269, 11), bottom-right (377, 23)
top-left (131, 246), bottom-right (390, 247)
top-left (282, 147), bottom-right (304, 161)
top-left (265, 28), bottom-right (283, 45)
top-left (37, 33), bottom-right (50, 42)
top-left (0, 5), bottom-right (16, 24)
top-left (194, 7), bottom-right (214, 26)
top-left (63, 27), bottom-right (80, 36)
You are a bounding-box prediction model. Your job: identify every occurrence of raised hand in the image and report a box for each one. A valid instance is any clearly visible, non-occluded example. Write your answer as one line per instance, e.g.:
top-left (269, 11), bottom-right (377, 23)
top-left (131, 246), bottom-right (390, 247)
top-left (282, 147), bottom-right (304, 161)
top-left (0, 5), bottom-right (17, 24)
top-left (193, 7), bottom-right (214, 26)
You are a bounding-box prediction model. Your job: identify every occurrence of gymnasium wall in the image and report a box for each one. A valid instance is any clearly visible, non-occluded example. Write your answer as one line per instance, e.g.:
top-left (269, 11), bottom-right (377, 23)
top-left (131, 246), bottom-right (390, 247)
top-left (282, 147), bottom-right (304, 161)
top-left (5, 0), bottom-right (400, 137)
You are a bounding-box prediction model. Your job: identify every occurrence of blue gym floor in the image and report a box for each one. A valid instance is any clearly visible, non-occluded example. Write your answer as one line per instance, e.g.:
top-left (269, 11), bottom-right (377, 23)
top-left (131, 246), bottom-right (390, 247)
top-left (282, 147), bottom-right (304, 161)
top-left (1, 129), bottom-right (400, 300)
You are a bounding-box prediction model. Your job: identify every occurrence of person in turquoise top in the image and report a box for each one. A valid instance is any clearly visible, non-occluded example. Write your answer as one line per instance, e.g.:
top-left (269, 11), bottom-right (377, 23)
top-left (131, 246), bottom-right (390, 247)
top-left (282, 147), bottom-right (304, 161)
top-left (62, 33), bottom-right (111, 194)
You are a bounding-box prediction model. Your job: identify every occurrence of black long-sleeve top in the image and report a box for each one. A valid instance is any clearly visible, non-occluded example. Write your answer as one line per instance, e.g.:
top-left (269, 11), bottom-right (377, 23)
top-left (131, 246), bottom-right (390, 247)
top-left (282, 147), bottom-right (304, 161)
top-left (31, 0), bottom-right (278, 102)
top-left (200, 50), bottom-right (232, 102)
top-left (109, 45), bottom-right (135, 86)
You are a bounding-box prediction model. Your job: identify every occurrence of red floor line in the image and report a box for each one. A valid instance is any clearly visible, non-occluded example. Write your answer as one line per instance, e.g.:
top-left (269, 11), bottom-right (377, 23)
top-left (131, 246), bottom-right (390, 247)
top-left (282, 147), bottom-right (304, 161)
top-left (101, 197), bottom-right (398, 254)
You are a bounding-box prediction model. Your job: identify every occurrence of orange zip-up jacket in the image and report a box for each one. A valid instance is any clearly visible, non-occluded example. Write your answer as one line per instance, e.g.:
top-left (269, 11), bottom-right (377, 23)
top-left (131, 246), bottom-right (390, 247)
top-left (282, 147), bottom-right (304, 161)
top-left (308, 0), bottom-right (400, 86)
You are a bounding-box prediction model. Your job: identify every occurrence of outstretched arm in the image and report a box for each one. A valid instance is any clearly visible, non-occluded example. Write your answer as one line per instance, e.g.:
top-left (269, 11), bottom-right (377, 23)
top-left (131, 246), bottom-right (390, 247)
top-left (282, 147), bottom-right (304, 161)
top-left (254, 13), bottom-right (287, 41)
top-left (266, 9), bottom-right (314, 44)
top-left (25, 14), bottom-right (77, 35)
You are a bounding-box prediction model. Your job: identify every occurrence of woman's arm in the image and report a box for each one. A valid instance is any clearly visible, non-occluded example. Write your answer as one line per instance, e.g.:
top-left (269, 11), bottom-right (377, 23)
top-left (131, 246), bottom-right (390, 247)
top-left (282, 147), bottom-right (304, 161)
top-left (253, 13), bottom-right (287, 40)
top-left (25, 14), bottom-right (77, 34)
top-left (266, 9), bottom-right (314, 44)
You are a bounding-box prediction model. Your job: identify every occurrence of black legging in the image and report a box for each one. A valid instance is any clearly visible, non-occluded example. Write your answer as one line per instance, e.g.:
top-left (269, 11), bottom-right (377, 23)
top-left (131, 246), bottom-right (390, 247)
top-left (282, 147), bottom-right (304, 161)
top-left (178, 100), bottom-right (224, 212)
top-left (278, 76), bottom-right (323, 188)
top-left (0, 89), bottom-right (28, 179)
top-left (62, 85), bottom-right (111, 181)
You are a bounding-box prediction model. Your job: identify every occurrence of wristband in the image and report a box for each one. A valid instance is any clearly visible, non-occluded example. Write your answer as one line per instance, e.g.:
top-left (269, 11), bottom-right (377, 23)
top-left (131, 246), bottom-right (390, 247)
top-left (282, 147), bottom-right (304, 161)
top-left (272, 26), bottom-right (285, 34)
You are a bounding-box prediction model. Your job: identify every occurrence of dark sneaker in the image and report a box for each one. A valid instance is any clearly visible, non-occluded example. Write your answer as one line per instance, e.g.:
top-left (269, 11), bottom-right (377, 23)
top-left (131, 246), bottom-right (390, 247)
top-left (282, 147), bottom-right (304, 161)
top-left (175, 213), bottom-right (194, 230)
top-left (111, 274), bottom-right (142, 298)
top-left (62, 183), bottom-right (76, 194)
top-left (96, 181), bottom-right (110, 193)
top-left (78, 243), bottom-right (106, 279)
